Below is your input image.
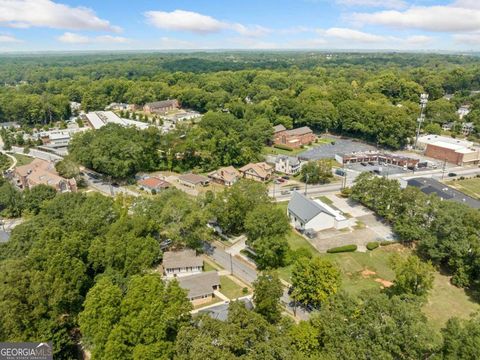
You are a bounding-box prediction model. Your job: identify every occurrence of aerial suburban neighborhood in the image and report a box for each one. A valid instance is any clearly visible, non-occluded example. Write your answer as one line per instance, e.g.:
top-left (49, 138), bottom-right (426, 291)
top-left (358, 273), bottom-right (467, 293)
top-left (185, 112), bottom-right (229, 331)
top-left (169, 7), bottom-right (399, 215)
top-left (0, 1), bottom-right (480, 359)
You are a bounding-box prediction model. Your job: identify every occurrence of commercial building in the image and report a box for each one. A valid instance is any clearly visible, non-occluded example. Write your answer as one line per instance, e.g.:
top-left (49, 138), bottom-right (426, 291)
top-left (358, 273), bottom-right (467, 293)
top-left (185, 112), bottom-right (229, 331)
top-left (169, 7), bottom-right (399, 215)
top-left (335, 151), bottom-right (419, 168)
top-left (83, 111), bottom-right (151, 130)
top-left (417, 135), bottom-right (480, 165)
top-left (407, 178), bottom-right (480, 209)
top-left (163, 249), bottom-right (203, 278)
top-left (274, 126), bottom-right (316, 149)
top-left (287, 191), bottom-right (349, 232)
top-left (143, 100), bottom-right (179, 114)
top-left (13, 158), bottom-right (77, 192)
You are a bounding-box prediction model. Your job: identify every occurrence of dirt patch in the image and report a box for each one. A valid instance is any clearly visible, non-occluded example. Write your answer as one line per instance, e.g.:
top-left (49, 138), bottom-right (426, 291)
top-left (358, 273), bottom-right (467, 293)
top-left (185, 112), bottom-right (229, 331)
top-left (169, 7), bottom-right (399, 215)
top-left (361, 269), bottom-right (376, 277)
top-left (375, 278), bottom-right (393, 288)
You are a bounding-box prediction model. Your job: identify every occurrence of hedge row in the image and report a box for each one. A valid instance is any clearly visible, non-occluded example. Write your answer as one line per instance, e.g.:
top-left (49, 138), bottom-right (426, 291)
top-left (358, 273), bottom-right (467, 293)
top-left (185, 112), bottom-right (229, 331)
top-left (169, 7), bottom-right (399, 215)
top-left (273, 144), bottom-right (294, 151)
top-left (366, 242), bottom-right (379, 251)
top-left (327, 244), bottom-right (357, 253)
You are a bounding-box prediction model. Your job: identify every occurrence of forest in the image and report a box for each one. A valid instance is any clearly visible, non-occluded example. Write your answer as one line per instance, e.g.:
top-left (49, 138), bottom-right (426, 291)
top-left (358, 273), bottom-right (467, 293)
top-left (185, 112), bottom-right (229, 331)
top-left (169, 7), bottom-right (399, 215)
top-left (2, 52), bottom-right (480, 151)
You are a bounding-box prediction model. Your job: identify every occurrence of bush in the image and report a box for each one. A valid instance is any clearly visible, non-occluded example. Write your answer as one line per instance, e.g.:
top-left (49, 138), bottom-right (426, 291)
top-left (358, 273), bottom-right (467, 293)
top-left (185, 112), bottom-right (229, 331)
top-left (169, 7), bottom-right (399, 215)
top-left (366, 242), bottom-right (379, 251)
top-left (273, 144), bottom-right (294, 151)
top-left (327, 244), bottom-right (357, 253)
top-left (380, 240), bottom-right (397, 246)
top-left (286, 247), bottom-right (313, 264)
top-left (242, 287), bottom-right (249, 295)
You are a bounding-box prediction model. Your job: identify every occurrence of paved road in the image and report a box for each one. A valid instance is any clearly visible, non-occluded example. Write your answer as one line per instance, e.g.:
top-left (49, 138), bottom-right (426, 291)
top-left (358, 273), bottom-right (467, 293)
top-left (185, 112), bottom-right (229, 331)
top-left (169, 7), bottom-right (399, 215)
top-left (271, 165), bottom-right (480, 201)
top-left (82, 169), bottom-right (140, 198)
top-left (205, 241), bottom-right (310, 320)
top-left (11, 146), bottom-right (63, 162)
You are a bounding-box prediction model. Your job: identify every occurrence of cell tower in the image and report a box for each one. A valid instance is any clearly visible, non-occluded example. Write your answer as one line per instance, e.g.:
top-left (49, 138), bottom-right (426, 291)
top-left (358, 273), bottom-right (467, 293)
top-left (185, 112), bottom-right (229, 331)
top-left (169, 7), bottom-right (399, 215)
top-left (414, 93), bottom-right (429, 150)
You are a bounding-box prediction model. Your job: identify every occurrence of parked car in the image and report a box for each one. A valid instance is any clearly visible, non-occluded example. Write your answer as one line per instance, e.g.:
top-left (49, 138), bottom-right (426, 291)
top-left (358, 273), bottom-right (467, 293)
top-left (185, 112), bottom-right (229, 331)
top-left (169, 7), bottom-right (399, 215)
top-left (281, 189), bottom-right (290, 195)
top-left (448, 172), bottom-right (457, 177)
top-left (361, 162), bottom-right (367, 166)
top-left (282, 175), bottom-right (290, 180)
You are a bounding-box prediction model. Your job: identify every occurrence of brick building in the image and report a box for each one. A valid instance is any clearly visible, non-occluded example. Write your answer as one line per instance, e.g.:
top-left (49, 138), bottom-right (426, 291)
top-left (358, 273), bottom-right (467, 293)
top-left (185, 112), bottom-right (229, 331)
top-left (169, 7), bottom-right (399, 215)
top-left (274, 126), bottom-right (316, 149)
top-left (143, 99), bottom-right (179, 114)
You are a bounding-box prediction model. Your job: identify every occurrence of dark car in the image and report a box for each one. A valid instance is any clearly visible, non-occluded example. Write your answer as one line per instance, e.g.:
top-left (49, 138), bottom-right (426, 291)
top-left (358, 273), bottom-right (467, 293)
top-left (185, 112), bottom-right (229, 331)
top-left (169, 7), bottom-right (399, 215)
top-left (448, 172), bottom-right (457, 177)
top-left (282, 175), bottom-right (290, 180)
top-left (361, 162), bottom-right (367, 166)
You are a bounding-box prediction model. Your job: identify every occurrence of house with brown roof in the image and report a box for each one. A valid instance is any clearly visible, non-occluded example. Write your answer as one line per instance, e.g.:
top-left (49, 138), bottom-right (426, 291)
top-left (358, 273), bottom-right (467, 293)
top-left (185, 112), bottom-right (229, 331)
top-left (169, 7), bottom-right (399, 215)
top-left (137, 177), bottom-right (170, 193)
top-left (239, 162), bottom-right (274, 182)
top-left (163, 249), bottom-right (203, 278)
top-left (177, 271), bottom-right (221, 306)
top-left (143, 99), bottom-right (179, 114)
top-left (208, 166), bottom-right (241, 186)
top-left (178, 173), bottom-right (210, 188)
top-left (274, 126), bottom-right (316, 149)
top-left (13, 158), bottom-right (77, 193)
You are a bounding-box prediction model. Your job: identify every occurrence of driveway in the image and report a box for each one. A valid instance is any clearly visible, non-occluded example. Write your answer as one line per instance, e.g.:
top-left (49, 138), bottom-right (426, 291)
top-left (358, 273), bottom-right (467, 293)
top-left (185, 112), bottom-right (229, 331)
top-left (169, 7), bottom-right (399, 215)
top-left (323, 194), bottom-right (372, 218)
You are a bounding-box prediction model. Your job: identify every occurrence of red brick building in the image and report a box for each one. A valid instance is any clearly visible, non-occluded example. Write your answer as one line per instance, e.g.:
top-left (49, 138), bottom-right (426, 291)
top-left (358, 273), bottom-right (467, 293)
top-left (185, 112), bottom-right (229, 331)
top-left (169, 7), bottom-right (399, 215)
top-left (274, 126), bottom-right (316, 149)
top-left (143, 99), bottom-right (179, 114)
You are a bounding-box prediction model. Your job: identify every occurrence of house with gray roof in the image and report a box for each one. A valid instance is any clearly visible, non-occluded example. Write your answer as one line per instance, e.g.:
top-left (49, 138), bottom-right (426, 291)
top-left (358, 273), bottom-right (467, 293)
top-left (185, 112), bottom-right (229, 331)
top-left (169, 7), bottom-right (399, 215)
top-left (163, 249), bottom-right (203, 278)
top-left (177, 271), bottom-right (220, 306)
top-left (275, 155), bottom-right (302, 175)
top-left (287, 191), bottom-right (349, 232)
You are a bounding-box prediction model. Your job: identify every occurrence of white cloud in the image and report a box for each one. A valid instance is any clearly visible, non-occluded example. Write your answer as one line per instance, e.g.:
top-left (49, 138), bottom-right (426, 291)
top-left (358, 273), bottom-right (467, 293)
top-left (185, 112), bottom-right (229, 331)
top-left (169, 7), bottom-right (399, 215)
top-left (57, 32), bottom-right (129, 44)
top-left (145, 9), bottom-right (270, 37)
top-left (322, 27), bottom-right (386, 42)
top-left (453, 32), bottom-right (480, 45)
top-left (0, 34), bottom-right (21, 43)
top-left (336, 0), bottom-right (407, 9)
top-left (351, 2), bottom-right (480, 32)
top-left (0, 0), bottom-right (120, 32)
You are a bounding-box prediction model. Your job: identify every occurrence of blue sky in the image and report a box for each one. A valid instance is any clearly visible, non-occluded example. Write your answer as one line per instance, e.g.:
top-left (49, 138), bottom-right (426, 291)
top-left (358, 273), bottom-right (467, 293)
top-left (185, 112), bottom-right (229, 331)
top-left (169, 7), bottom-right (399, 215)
top-left (0, 0), bottom-right (479, 51)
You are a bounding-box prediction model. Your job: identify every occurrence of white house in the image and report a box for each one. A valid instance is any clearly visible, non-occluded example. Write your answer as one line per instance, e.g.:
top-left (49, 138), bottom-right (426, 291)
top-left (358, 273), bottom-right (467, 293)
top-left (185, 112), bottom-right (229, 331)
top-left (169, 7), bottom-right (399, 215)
top-left (163, 249), bottom-right (203, 278)
top-left (458, 105), bottom-right (471, 120)
top-left (275, 156), bottom-right (302, 175)
top-left (287, 191), bottom-right (349, 232)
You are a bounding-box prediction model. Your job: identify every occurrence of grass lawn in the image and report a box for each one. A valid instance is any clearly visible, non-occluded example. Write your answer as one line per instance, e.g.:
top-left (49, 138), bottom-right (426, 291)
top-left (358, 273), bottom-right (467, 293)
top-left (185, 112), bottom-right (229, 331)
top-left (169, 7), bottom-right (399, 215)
top-left (263, 146), bottom-right (305, 156)
top-left (193, 297), bottom-right (222, 310)
top-left (203, 259), bottom-right (222, 271)
top-left (446, 177), bottom-right (480, 199)
top-left (423, 272), bottom-right (480, 330)
top-left (220, 275), bottom-right (248, 299)
top-left (12, 153), bottom-right (33, 166)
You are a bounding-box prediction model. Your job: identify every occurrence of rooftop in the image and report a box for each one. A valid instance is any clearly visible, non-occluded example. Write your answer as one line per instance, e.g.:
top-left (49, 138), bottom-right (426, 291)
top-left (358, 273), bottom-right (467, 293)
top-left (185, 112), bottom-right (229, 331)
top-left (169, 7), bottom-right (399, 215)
top-left (407, 177), bottom-right (480, 209)
top-left (163, 249), bottom-right (203, 269)
top-left (177, 271), bottom-right (220, 299)
top-left (178, 173), bottom-right (209, 185)
top-left (288, 191), bottom-right (345, 223)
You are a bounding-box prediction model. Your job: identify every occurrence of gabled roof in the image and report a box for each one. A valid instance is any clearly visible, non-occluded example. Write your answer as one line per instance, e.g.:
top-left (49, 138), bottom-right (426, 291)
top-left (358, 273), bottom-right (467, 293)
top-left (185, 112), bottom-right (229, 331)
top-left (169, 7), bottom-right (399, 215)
top-left (178, 173), bottom-right (209, 185)
top-left (145, 100), bottom-right (178, 109)
top-left (177, 271), bottom-right (220, 298)
top-left (163, 250), bottom-right (203, 269)
top-left (138, 177), bottom-right (170, 189)
top-left (273, 124), bottom-right (286, 133)
top-left (287, 191), bottom-right (336, 223)
top-left (208, 166), bottom-right (240, 183)
top-left (239, 162), bottom-right (273, 179)
top-left (285, 126), bottom-right (313, 136)
top-left (276, 155), bottom-right (300, 166)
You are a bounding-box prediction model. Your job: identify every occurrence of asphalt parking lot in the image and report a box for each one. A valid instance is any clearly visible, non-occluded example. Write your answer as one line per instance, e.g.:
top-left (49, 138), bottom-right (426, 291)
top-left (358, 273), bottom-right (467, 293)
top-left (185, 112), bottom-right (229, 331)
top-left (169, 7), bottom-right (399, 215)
top-left (299, 137), bottom-right (376, 160)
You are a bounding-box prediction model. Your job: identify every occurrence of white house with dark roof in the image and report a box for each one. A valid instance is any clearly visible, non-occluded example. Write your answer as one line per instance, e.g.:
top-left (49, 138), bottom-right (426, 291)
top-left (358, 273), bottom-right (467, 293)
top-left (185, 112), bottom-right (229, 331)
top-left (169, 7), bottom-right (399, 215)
top-left (275, 155), bottom-right (302, 175)
top-left (287, 191), bottom-right (349, 232)
top-left (163, 249), bottom-right (203, 278)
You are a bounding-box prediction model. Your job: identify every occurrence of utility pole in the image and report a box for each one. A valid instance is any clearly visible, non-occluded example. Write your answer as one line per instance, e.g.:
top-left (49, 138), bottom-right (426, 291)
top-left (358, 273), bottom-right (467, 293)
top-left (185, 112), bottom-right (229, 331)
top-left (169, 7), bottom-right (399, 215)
top-left (414, 93), bottom-right (429, 150)
top-left (441, 158), bottom-right (447, 180)
top-left (304, 173), bottom-right (309, 195)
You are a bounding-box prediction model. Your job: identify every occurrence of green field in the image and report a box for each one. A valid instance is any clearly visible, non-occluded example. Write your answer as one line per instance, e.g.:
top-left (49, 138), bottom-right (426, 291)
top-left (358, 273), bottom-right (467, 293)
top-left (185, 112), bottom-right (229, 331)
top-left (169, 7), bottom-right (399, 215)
top-left (220, 275), bottom-right (248, 299)
top-left (263, 145), bottom-right (306, 156)
top-left (12, 153), bottom-right (34, 166)
top-left (446, 177), bottom-right (480, 199)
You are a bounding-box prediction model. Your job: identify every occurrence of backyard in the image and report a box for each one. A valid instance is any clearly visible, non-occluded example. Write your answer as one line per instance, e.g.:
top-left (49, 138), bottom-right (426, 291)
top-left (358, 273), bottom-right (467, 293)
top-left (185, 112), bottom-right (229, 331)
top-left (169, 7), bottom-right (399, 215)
top-left (446, 177), bottom-right (480, 199)
top-left (220, 275), bottom-right (249, 299)
top-left (11, 153), bottom-right (33, 167)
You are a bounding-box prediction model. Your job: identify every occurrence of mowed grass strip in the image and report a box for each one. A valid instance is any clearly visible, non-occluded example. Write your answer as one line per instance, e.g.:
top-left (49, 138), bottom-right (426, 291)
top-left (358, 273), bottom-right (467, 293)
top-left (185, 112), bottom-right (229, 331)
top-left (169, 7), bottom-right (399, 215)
top-left (446, 177), bottom-right (480, 199)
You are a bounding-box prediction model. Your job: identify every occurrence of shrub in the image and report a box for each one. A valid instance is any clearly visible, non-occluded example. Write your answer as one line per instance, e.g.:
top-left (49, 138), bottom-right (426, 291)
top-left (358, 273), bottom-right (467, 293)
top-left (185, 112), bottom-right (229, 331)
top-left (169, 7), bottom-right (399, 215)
top-left (327, 244), bottom-right (357, 253)
top-left (242, 287), bottom-right (249, 295)
top-left (366, 242), bottom-right (379, 251)
top-left (380, 240), bottom-right (397, 246)
top-left (286, 247), bottom-right (313, 264)
top-left (273, 144), bottom-right (294, 151)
